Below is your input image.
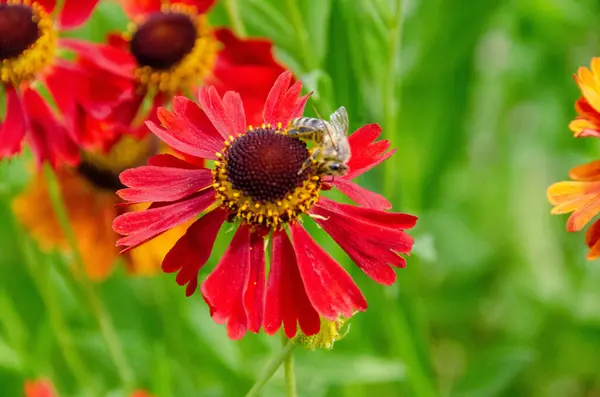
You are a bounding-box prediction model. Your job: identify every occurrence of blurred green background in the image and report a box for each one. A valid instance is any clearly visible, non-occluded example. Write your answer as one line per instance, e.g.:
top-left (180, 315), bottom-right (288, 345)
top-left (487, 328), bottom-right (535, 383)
top-left (2, 0), bottom-right (600, 396)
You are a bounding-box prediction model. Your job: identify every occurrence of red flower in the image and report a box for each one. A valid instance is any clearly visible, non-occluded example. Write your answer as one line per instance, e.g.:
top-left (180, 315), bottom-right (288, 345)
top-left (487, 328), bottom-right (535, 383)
top-left (72, 0), bottom-right (285, 149)
top-left (24, 379), bottom-right (56, 397)
top-left (113, 71), bottom-right (417, 339)
top-left (0, 0), bottom-right (102, 167)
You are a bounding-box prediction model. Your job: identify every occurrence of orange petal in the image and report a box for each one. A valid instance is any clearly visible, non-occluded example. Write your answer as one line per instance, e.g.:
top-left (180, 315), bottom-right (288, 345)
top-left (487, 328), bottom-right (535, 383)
top-left (547, 181), bottom-right (592, 205)
top-left (585, 219), bottom-right (600, 260)
top-left (12, 168), bottom-right (118, 280)
top-left (577, 66), bottom-right (600, 113)
top-left (569, 119), bottom-right (600, 137)
top-left (569, 160), bottom-right (600, 181)
top-left (566, 195), bottom-right (600, 232)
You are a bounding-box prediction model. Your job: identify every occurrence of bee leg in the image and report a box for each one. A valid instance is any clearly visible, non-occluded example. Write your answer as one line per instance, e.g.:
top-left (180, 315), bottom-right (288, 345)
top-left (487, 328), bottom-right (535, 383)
top-left (297, 148), bottom-right (321, 175)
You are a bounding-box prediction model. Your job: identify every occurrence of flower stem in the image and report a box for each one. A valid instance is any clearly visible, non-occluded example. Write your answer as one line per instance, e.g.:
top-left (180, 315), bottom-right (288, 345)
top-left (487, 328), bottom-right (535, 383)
top-left (382, 0), bottom-right (404, 204)
top-left (43, 165), bottom-right (135, 390)
top-left (224, 0), bottom-right (246, 37)
top-left (285, 0), bottom-right (317, 72)
top-left (245, 338), bottom-right (296, 397)
top-left (283, 334), bottom-right (297, 397)
top-left (17, 228), bottom-right (93, 393)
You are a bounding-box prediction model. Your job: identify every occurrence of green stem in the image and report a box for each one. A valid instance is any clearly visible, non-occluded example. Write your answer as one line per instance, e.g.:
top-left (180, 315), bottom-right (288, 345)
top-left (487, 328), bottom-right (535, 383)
top-left (43, 165), bottom-right (135, 390)
top-left (245, 339), bottom-right (296, 397)
top-left (224, 0), bottom-right (247, 37)
top-left (17, 230), bottom-right (92, 393)
top-left (283, 339), bottom-right (297, 397)
top-left (382, 0), bottom-right (404, 204)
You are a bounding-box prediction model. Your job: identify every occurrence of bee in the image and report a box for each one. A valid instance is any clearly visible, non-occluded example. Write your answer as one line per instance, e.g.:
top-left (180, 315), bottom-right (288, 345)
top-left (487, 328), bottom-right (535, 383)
top-left (288, 106), bottom-right (351, 176)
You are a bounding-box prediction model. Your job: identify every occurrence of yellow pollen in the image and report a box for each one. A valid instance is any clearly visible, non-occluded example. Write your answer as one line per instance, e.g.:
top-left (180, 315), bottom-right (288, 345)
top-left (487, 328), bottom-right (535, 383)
top-left (129, 5), bottom-right (217, 94)
top-left (1, 1), bottom-right (56, 85)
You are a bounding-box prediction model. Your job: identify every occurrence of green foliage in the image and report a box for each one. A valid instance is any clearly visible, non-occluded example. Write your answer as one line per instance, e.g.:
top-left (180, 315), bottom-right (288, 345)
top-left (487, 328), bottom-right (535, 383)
top-left (2, 0), bottom-right (600, 396)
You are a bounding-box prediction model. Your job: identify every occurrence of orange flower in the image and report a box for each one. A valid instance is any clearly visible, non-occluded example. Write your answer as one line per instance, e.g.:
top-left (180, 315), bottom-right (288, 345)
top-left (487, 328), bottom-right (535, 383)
top-left (570, 57), bottom-right (600, 137)
top-left (13, 136), bottom-right (186, 279)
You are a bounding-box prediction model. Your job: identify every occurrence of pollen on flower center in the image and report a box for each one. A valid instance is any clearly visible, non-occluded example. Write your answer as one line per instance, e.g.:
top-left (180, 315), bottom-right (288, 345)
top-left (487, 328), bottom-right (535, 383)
top-left (0, 1), bottom-right (56, 85)
top-left (128, 4), bottom-right (218, 94)
top-left (213, 125), bottom-right (322, 229)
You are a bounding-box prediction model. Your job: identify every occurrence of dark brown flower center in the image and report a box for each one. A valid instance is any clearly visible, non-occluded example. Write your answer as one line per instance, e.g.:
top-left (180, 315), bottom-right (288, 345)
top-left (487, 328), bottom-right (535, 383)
top-left (0, 4), bottom-right (39, 61)
top-left (130, 12), bottom-right (197, 70)
top-left (77, 161), bottom-right (125, 191)
top-left (226, 128), bottom-right (312, 203)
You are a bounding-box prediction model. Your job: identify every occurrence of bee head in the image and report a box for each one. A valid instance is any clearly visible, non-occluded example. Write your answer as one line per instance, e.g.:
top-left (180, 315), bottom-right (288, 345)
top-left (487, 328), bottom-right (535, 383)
top-left (322, 161), bottom-right (349, 176)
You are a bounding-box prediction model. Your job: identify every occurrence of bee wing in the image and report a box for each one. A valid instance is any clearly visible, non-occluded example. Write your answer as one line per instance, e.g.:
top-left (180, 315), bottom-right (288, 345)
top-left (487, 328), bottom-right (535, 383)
top-left (329, 106), bottom-right (349, 135)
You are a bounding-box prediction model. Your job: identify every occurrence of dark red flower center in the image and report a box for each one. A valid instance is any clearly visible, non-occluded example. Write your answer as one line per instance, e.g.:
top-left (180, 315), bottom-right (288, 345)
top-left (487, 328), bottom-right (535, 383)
top-left (77, 161), bottom-right (125, 191)
top-left (226, 127), bottom-right (312, 203)
top-left (130, 12), bottom-right (197, 70)
top-left (0, 4), bottom-right (40, 61)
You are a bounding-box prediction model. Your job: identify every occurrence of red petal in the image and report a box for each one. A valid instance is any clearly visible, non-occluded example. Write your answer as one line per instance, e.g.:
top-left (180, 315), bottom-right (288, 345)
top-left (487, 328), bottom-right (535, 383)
top-left (59, 38), bottom-right (135, 79)
top-left (264, 229), bottom-right (320, 338)
top-left (147, 106), bottom-right (221, 160)
top-left (311, 199), bottom-right (416, 285)
top-left (113, 190), bottom-right (216, 251)
top-left (118, 166), bottom-right (212, 203)
top-left (171, 96), bottom-right (224, 157)
top-left (197, 86), bottom-right (245, 139)
top-left (289, 224), bottom-right (367, 320)
top-left (201, 224), bottom-right (251, 340)
top-left (346, 124), bottom-right (395, 179)
top-left (58, 0), bottom-right (100, 29)
top-left (174, 0), bottom-right (215, 13)
top-left (22, 88), bottom-right (79, 168)
top-left (162, 209), bottom-right (228, 296)
top-left (0, 87), bottom-right (26, 158)
top-left (114, 0), bottom-right (214, 17)
top-left (263, 71), bottom-right (307, 126)
top-left (147, 153), bottom-right (200, 169)
top-left (34, 0), bottom-right (56, 13)
top-left (316, 197), bottom-right (417, 229)
top-left (243, 232), bottom-right (266, 333)
top-left (330, 178), bottom-right (391, 210)
top-left (24, 378), bottom-right (57, 397)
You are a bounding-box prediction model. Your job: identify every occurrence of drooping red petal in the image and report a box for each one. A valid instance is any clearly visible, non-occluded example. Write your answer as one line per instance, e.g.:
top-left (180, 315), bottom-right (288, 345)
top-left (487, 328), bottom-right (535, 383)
top-left (58, 0), bottom-right (100, 29)
top-left (118, 166), bottom-right (212, 203)
top-left (264, 229), bottom-right (320, 338)
top-left (346, 124), bottom-right (396, 179)
top-left (0, 87), bottom-right (26, 158)
top-left (113, 190), bottom-right (217, 251)
top-left (201, 224), bottom-right (251, 340)
top-left (316, 197), bottom-right (417, 229)
top-left (147, 105), bottom-right (222, 160)
top-left (289, 223), bottom-right (368, 320)
top-left (243, 231), bottom-right (266, 333)
top-left (22, 88), bottom-right (79, 168)
top-left (59, 38), bottom-right (135, 79)
top-left (197, 86), bottom-right (245, 139)
top-left (263, 71), bottom-right (309, 127)
top-left (330, 177), bottom-right (391, 210)
top-left (311, 198), bottom-right (416, 285)
top-left (162, 208), bottom-right (228, 296)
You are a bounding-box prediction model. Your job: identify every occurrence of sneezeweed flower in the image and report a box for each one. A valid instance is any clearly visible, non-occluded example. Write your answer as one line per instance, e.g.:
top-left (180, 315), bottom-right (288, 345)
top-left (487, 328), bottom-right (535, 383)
top-left (113, 71), bottom-right (418, 339)
top-left (13, 135), bottom-right (185, 279)
top-left (78, 0), bottom-right (284, 141)
top-left (0, 0), bottom-right (103, 166)
top-left (548, 57), bottom-right (600, 259)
